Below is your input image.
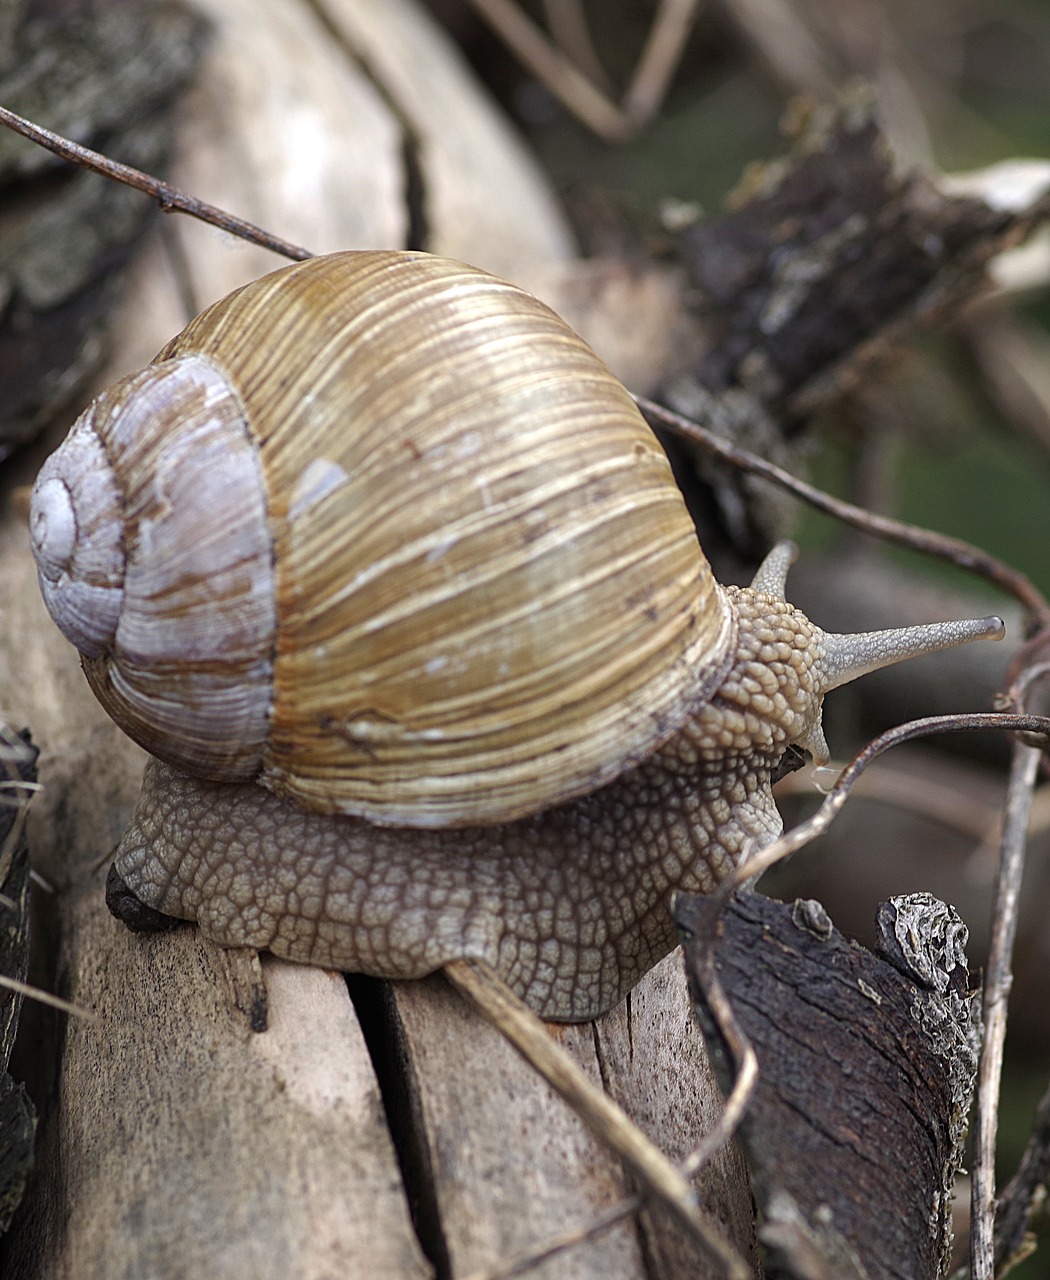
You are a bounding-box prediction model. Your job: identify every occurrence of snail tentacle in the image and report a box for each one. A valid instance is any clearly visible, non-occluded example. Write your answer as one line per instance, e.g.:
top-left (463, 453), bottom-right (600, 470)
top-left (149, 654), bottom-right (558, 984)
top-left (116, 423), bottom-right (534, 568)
top-left (816, 615), bottom-right (1006, 692)
top-left (748, 539), bottom-right (798, 599)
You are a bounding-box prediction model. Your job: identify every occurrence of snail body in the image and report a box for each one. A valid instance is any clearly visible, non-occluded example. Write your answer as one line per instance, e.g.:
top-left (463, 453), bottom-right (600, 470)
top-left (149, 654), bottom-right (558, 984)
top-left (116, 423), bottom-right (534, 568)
top-left (30, 250), bottom-right (1004, 1020)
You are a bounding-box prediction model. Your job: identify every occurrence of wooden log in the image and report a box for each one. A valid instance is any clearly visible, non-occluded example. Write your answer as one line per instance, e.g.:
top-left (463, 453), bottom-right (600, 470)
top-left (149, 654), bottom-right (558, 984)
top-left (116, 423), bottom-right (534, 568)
top-left (7, 914), bottom-right (432, 1278)
top-left (385, 954), bottom-right (759, 1279)
top-left (678, 891), bottom-right (981, 1279)
top-left (388, 975), bottom-right (646, 1279)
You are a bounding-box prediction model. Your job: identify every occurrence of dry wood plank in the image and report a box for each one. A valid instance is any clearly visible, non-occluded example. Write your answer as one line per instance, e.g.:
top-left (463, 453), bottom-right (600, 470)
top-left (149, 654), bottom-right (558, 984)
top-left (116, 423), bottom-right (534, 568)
top-left (1, 453), bottom-right (434, 1278)
top-left (388, 974), bottom-right (648, 1280)
top-left (593, 955), bottom-right (760, 1278)
top-left (154, 0), bottom-right (404, 302)
top-left (388, 953), bottom-right (759, 1279)
top-left (6, 908), bottom-right (431, 1279)
top-left (314, 0), bottom-right (575, 278)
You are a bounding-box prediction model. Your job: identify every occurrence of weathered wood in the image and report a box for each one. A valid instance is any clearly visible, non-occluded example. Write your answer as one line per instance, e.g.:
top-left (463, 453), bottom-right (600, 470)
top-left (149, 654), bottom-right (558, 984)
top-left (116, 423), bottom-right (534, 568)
top-left (594, 955), bottom-right (759, 1278)
top-left (659, 101), bottom-right (1050, 564)
top-left (389, 975), bottom-right (646, 1280)
top-left (678, 891), bottom-right (981, 1280)
top-left (308, 0), bottom-right (575, 278)
top-left (7, 910), bottom-right (431, 1279)
top-left (388, 954), bottom-right (759, 1279)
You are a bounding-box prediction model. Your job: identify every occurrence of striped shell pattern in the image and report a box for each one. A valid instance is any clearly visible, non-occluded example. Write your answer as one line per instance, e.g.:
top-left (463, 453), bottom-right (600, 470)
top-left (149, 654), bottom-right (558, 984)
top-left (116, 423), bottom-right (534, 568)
top-left (29, 251), bottom-right (734, 827)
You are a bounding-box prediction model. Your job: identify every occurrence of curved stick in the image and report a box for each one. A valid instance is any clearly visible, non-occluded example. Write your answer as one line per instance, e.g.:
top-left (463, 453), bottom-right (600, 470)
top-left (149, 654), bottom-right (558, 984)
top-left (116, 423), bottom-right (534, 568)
top-left (0, 104), bottom-right (313, 263)
top-left (638, 395), bottom-right (1050, 632)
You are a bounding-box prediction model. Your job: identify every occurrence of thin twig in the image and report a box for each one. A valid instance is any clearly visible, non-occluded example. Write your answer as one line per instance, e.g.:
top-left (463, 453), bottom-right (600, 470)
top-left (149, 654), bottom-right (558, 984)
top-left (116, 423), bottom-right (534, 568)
top-left (970, 739), bottom-right (1040, 1279)
top-left (959, 307), bottom-right (1050, 462)
top-left (465, 0), bottom-right (635, 140)
top-left (970, 665), bottom-right (1050, 1278)
top-left (29, 868), bottom-right (55, 894)
top-left (459, 1194), bottom-right (644, 1280)
top-left (541, 0), bottom-right (612, 93)
top-left (0, 104), bottom-right (313, 263)
top-left (715, 0), bottom-right (835, 97)
top-left (638, 396), bottom-right (1050, 632)
top-left (0, 730), bottom-right (33, 879)
top-left (459, 941), bottom-right (761, 1280)
top-left (721, 714), bottom-right (1050, 894)
top-left (468, 0), bottom-right (695, 138)
top-left (456, 932), bottom-right (758, 1280)
top-left (0, 779), bottom-right (42, 799)
top-left (460, 912), bottom-right (762, 1280)
top-left (622, 0), bottom-right (703, 123)
top-left (0, 973), bottom-right (97, 1021)
top-left (675, 900), bottom-right (760, 1181)
top-left (443, 957), bottom-right (751, 1279)
top-left (0, 728), bottom-right (35, 762)
top-left (776, 761), bottom-right (1001, 843)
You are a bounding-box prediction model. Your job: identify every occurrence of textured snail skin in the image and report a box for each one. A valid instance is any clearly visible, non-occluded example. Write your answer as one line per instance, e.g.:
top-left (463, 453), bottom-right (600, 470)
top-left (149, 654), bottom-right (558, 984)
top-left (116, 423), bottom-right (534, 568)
top-left (112, 586), bottom-right (825, 1021)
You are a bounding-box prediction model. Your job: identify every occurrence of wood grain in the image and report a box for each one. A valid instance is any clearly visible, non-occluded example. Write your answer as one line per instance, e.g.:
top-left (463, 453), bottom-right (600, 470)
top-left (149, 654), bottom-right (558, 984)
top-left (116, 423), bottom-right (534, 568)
top-left (386, 954), bottom-right (758, 1279)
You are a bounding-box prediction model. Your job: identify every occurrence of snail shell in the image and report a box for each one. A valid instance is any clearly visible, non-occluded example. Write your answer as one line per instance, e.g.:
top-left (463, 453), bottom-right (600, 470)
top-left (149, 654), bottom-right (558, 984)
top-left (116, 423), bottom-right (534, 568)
top-left (30, 251), bottom-right (733, 827)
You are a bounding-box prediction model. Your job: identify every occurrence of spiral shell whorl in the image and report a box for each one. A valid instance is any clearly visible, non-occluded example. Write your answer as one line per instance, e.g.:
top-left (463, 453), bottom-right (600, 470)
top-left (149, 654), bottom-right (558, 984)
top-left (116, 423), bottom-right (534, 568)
top-left (31, 357), bottom-right (277, 780)
top-left (30, 409), bottom-right (126, 658)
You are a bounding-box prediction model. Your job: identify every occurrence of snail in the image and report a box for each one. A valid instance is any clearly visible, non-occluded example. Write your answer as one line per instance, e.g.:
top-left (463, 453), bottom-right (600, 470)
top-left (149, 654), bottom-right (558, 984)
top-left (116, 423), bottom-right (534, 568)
top-left (28, 250), bottom-right (1005, 1021)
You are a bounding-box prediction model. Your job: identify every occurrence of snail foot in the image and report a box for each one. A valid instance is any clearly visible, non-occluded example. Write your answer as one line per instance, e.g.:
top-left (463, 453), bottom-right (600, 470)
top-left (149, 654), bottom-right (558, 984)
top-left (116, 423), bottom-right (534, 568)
top-left (106, 863), bottom-right (185, 934)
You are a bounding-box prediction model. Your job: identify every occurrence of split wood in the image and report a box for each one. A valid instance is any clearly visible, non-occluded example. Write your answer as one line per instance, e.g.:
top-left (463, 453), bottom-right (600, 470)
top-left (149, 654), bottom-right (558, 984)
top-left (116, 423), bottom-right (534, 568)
top-left (444, 957), bottom-right (751, 1280)
top-left (6, 101), bottom-right (1050, 1279)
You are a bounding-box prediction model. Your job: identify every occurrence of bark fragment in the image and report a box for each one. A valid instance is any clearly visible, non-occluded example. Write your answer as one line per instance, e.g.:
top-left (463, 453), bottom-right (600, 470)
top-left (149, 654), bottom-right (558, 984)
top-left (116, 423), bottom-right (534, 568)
top-left (0, 2), bottom-right (208, 459)
top-left (660, 97), bottom-right (1050, 558)
top-left (677, 890), bottom-right (981, 1279)
top-left (0, 727), bottom-right (35, 1236)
